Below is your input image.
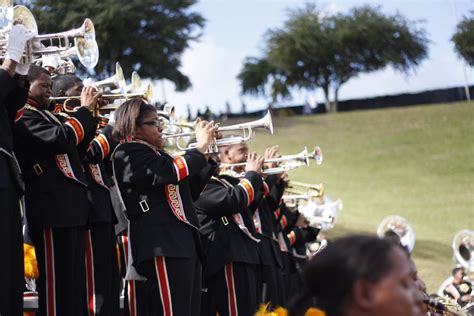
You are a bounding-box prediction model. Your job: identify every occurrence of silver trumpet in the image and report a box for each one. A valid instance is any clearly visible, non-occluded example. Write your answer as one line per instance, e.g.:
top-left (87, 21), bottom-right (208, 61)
top-left (0, 5), bottom-right (99, 68)
top-left (220, 146), bottom-right (322, 176)
top-left (163, 110), bottom-right (274, 153)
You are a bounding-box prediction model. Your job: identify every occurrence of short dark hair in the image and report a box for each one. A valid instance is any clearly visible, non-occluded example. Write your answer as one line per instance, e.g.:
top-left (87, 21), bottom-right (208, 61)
top-left (287, 235), bottom-right (404, 316)
top-left (112, 98), bottom-right (156, 141)
top-left (28, 64), bottom-right (50, 83)
top-left (452, 266), bottom-right (465, 276)
top-left (52, 74), bottom-right (82, 97)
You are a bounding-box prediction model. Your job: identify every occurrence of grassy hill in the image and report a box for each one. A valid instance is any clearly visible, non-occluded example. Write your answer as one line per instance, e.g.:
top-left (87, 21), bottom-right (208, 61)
top-left (242, 101), bottom-right (474, 292)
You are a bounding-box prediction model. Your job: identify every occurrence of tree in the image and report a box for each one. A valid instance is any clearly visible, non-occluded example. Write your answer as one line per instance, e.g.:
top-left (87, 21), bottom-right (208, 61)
top-left (452, 11), bottom-right (474, 66)
top-left (22, 0), bottom-right (204, 91)
top-left (239, 5), bottom-right (429, 112)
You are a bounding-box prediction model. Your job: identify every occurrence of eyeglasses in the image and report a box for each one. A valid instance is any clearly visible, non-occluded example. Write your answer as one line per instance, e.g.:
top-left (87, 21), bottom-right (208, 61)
top-left (139, 120), bottom-right (161, 127)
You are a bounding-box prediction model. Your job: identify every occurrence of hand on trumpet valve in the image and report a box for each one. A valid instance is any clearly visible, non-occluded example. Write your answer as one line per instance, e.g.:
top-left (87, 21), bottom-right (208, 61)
top-left (245, 152), bottom-right (264, 174)
top-left (194, 120), bottom-right (218, 155)
top-left (80, 85), bottom-right (102, 113)
top-left (264, 145), bottom-right (279, 168)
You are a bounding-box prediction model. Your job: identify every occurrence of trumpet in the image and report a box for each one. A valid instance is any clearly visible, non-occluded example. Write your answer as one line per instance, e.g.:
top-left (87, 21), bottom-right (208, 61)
top-left (299, 198), bottom-right (342, 230)
top-left (282, 184), bottom-right (325, 208)
top-left (163, 110), bottom-right (274, 152)
top-left (377, 215), bottom-right (416, 253)
top-left (111, 71), bottom-right (142, 94)
top-left (221, 146), bottom-right (322, 176)
top-left (83, 62), bottom-right (126, 90)
top-left (0, 5), bottom-right (99, 68)
top-left (51, 83), bottom-right (154, 105)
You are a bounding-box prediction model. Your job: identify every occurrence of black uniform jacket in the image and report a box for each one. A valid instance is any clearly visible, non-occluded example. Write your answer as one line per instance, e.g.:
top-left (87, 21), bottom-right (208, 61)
top-left (83, 130), bottom-right (116, 225)
top-left (112, 141), bottom-right (217, 266)
top-left (254, 176), bottom-right (284, 268)
top-left (14, 102), bottom-right (97, 228)
top-left (194, 171), bottom-right (264, 277)
top-left (0, 70), bottom-right (28, 193)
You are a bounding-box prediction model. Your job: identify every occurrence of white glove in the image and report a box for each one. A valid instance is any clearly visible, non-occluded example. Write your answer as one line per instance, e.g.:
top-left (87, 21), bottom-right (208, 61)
top-left (15, 63), bottom-right (30, 76)
top-left (5, 24), bottom-right (36, 63)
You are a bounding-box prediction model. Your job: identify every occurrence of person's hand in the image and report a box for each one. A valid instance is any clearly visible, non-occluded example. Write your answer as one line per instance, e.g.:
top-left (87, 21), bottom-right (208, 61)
top-left (296, 213), bottom-right (307, 228)
top-left (80, 86), bottom-right (102, 112)
top-left (5, 23), bottom-right (36, 63)
top-left (263, 145), bottom-right (279, 167)
top-left (245, 152), bottom-right (264, 173)
top-left (194, 120), bottom-right (218, 155)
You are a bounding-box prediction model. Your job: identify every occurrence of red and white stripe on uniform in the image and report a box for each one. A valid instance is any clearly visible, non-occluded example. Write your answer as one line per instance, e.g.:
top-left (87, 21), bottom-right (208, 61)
top-left (65, 117), bottom-right (85, 144)
top-left (238, 179), bottom-right (254, 206)
top-left (92, 134), bottom-right (110, 158)
top-left (85, 230), bottom-right (96, 315)
top-left (121, 234), bottom-right (137, 316)
top-left (287, 230), bottom-right (296, 246)
top-left (172, 156), bottom-right (189, 181)
top-left (44, 228), bottom-right (56, 316)
top-left (224, 263), bottom-right (238, 316)
top-left (154, 257), bottom-right (173, 316)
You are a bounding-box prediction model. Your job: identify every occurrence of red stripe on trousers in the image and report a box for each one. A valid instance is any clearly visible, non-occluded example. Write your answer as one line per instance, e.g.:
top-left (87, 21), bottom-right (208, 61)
top-left (155, 257), bottom-right (173, 316)
top-left (85, 231), bottom-right (96, 315)
top-left (225, 263), bottom-right (238, 316)
top-left (44, 228), bottom-right (56, 316)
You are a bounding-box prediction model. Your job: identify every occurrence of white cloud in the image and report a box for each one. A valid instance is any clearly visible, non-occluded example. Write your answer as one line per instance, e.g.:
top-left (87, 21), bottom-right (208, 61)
top-left (152, 35), bottom-right (245, 118)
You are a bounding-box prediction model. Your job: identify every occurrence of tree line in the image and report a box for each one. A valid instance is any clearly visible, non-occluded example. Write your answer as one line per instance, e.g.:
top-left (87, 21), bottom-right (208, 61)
top-left (23, 1), bottom-right (474, 112)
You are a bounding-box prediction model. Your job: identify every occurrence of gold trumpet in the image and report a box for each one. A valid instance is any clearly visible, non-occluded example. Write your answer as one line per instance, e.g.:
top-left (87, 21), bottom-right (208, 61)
top-left (220, 146), bottom-right (322, 176)
top-left (282, 183), bottom-right (325, 208)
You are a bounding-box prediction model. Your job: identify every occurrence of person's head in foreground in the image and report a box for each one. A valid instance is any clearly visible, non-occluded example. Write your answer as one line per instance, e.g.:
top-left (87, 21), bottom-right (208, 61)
top-left (288, 235), bottom-right (424, 316)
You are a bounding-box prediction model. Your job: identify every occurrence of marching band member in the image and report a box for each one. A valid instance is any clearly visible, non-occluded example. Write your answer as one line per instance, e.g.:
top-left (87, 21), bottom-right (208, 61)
top-left (195, 142), bottom-right (264, 316)
top-left (0, 23), bottom-right (34, 316)
top-left (52, 74), bottom-right (121, 315)
top-left (14, 65), bottom-right (100, 315)
top-left (111, 99), bottom-right (217, 316)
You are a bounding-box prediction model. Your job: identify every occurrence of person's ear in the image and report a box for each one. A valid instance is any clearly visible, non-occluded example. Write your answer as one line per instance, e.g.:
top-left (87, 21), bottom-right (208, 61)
top-left (352, 279), bottom-right (376, 311)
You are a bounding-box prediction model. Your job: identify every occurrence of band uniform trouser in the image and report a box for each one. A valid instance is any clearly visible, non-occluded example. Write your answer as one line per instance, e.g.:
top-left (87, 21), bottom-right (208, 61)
top-left (84, 223), bottom-right (121, 315)
top-left (0, 185), bottom-right (24, 316)
top-left (30, 226), bottom-right (86, 316)
top-left (118, 232), bottom-right (136, 316)
top-left (132, 251), bottom-right (202, 316)
top-left (204, 262), bottom-right (258, 316)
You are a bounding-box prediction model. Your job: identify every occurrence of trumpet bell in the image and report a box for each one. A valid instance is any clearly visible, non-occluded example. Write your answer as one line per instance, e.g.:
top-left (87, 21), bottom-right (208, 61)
top-left (12, 5), bottom-right (37, 35)
top-left (130, 71), bottom-right (142, 93)
top-left (453, 229), bottom-right (474, 272)
top-left (75, 36), bottom-right (98, 69)
top-left (377, 215), bottom-right (415, 252)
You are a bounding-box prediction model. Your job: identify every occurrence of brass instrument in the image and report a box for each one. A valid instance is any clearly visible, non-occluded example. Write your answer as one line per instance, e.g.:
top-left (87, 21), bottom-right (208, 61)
top-left (298, 198), bottom-right (342, 230)
top-left (453, 230), bottom-right (474, 272)
top-left (0, 5), bottom-right (99, 68)
top-left (111, 71), bottom-right (142, 94)
top-left (376, 215), bottom-right (416, 253)
top-left (220, 146), bottom-right (322, 175)
top-left (282, 183), bottom-right (325, 208)
top-left (51, 83), bottom-right (154, 106)
top-left (163, 110), bottom-right (274, 153)
top-left (82, 62), bottom-right (126, 90)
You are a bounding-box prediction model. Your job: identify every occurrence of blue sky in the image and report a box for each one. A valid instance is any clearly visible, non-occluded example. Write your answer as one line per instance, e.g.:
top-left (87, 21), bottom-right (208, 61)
top-left (152, 0), bottom-right (473, 117)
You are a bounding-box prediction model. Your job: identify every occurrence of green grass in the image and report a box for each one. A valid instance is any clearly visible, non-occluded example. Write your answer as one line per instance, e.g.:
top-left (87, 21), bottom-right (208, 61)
top-left (242, 101), bottom-right (474, 292)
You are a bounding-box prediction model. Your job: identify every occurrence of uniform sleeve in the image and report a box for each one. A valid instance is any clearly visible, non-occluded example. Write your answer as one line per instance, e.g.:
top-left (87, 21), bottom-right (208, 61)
top-left (194, 171), bottom-right (263, 217)
top-left (0, 69), bottom-right (16, 102)
top-left (113, 143), bottom-right (208, 187)
top-left (4, 81), bottom-right (29, 122)
top-left (85, 125), bottom-right (117, 164)
top-left (188, 157), bottom-right (219, 201)
top-left (288, 226), bottom-right (320, 247)
top-left (15, 107), bottom-right (97, 154)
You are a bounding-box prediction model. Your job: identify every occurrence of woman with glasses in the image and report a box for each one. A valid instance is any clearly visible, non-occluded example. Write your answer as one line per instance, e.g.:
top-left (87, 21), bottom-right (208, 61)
top-left (112, 99), bottom-right (218, 315)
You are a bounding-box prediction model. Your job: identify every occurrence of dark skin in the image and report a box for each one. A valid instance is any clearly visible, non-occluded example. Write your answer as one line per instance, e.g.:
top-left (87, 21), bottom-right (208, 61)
top-left (30, 73), bottom-right (100, 111)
